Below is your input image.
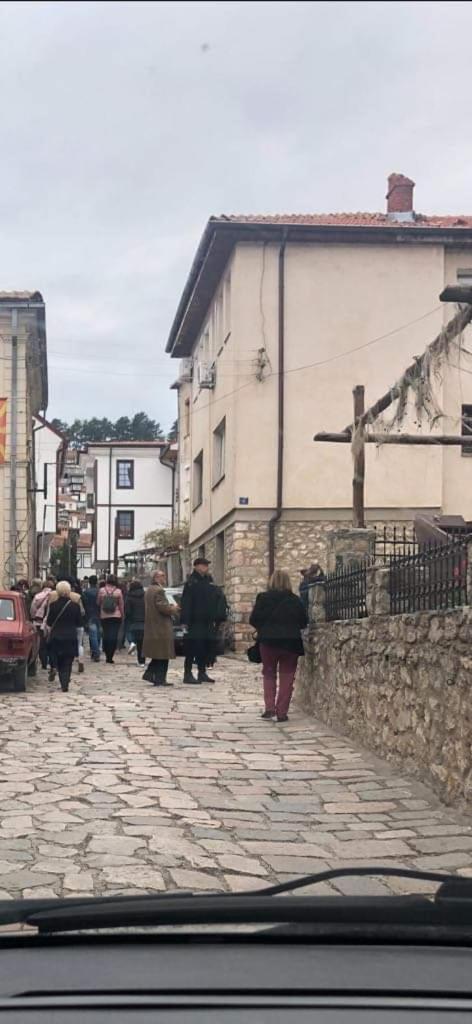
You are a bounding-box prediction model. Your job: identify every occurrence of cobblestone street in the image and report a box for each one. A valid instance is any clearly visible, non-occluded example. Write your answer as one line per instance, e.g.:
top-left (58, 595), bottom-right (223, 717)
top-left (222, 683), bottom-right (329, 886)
top-left (0, 654), bottom-right (470, 901)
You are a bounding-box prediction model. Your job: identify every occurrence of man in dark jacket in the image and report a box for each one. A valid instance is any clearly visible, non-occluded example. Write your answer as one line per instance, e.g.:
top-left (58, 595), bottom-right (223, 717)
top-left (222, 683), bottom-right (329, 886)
top-left (180, 558), bottom-right (227, 684)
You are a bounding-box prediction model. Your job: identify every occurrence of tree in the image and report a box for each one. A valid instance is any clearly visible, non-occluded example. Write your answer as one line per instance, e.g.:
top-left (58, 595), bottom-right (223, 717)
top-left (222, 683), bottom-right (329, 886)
top-left (168, 419), bottom-right (178, 442)
top-left (113, 416), bottom-right (133, 441)
top-left (143, 523), bottom-right (189, 553)
top-left (53, 412), bottom-right (165, 446)
top-left (49, 532), bottom-right (78, 579)
top-left (130, 412), bottom-right (164, 441)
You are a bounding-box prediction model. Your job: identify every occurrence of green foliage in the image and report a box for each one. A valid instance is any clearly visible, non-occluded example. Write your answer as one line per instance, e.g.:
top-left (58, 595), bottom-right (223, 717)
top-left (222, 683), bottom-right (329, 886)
top-left (168, 419), bottom-right (178, 442)
top-left (56, 412), bottom-right (165, 447)
top-left (143, 523), bottom-right (189, 554)
top-left (49, 533), bottom-right (78, 579)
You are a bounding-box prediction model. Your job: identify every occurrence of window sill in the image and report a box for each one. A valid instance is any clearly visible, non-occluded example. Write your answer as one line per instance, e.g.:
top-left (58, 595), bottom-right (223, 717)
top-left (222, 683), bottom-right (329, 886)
top-left (212, 474), bottom-right (225, 491)
top-left (192, 500), bottom-right (203, 512)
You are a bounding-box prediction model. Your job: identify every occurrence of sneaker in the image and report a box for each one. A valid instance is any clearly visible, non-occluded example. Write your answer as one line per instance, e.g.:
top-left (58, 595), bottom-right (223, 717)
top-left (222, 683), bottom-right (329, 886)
top-left (127, 643), bottom-right (137, 656)
top-left (184, 675), bottom-right (201, 684)
top-left (198, 672), bottom-right (215, 683)
top-left (261, 710), bottom-right (275, 720)
top-left (276, 714), bottom-right (289, 722)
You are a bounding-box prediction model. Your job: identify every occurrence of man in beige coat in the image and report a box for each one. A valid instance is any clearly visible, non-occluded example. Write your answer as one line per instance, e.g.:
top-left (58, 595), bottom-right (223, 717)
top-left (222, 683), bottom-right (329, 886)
top-left (142, 570), bottom-right (179, 686)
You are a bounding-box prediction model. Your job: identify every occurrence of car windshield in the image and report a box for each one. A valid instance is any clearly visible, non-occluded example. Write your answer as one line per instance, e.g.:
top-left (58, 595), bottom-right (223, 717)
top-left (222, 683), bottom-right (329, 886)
top-left (0, 600), bottom-right (15, 622)
top-left (0, 0), bottom-right (472, 955)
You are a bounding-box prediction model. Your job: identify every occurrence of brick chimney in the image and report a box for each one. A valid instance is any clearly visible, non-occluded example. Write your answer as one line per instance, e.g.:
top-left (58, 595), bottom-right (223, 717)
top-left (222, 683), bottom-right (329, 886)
top-left (386, 173), bottom-right (415, 221)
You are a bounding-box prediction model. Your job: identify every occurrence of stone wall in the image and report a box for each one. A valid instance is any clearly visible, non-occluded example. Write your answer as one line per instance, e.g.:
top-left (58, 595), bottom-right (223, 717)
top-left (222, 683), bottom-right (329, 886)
top-left (189, 516), bottom-right (417, 651)
top-left (297, 605), bottom-right (472, 806)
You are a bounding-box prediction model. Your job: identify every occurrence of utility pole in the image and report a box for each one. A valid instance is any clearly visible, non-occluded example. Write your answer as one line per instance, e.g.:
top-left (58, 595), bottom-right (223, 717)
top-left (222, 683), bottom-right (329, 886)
top-left (352, 385), bottom-right (365, 528)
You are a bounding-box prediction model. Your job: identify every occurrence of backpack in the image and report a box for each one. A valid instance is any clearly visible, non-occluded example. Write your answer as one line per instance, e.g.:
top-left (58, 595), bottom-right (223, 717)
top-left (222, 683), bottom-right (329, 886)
top-left (102, 588), bottom-right (118, 614)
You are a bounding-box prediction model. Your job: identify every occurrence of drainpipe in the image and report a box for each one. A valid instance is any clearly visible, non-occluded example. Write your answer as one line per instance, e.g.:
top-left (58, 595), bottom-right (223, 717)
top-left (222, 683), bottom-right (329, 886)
top-left (107, 445), bottom-right (112, 571)
top-left (9, 310), bottom-right (18, 583)
top-left (268, 231), bottom-right (288, 576)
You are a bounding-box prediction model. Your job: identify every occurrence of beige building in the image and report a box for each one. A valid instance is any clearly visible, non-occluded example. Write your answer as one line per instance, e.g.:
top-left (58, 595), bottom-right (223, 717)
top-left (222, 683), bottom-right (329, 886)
top-left (167, 173), bottom-right (472, 646)
top-left (0, 292), bottom-right (48, 586)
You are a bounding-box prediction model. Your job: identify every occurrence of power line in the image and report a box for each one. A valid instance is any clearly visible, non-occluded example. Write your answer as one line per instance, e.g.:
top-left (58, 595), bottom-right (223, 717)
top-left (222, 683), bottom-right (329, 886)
top-left (188, 304), bottom-right (444, 417)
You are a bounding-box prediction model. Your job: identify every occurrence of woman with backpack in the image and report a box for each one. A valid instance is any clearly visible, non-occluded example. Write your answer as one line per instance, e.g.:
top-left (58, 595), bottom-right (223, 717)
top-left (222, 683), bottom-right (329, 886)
top-left (98, 574), bottom-right (125, 664)
top-left (249, 569), bottom-right (308, 722)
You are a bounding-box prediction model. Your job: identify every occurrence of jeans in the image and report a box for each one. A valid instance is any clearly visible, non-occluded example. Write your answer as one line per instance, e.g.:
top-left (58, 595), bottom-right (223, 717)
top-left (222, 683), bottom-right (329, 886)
top-left (101, 619), bottom-right (121, 663)
top-left (260, 644), bottom-right (299, 718)
top-left (88, 620), bottom-right (101, 658)
top-left (57, 655), bottom-right (74, 691)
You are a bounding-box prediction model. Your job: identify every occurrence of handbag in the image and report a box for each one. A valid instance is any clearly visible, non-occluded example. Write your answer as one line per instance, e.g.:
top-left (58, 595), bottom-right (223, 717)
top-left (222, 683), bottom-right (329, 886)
top-left (246, 595), bottom-right (292, 664)
top-left (246, 635), bottom-right (262, 664)
top-left (43, 600), bottom-right (72, 641)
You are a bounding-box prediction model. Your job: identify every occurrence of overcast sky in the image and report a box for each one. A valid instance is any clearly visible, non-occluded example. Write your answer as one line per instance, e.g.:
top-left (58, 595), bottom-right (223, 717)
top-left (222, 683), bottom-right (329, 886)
top-left (1, 0), bottom-right (472, 432)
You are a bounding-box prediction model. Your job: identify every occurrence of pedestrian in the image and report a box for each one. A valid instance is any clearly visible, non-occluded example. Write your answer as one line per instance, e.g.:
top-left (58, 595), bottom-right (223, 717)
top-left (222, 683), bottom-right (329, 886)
top-left (299, 562), bottom-right (325, 613)
top-left (249, 569), bottom-right (308, 722)
top-left (82, 574), bottom-right (101, 662)
top-left (30, 577), bottom-right (55, 670)
top-left (45, 580), bottom-right (83, 692)
top-left (49, 577), bottom-right (87, 677)
top-left (142, 569), bottom-right (179, 686)
top-left (180, 558), bottom-right (228, 684)
top-left (97, 574), bottom-right (125, 664)
top-left (125, 579), bottom-right (146, 666)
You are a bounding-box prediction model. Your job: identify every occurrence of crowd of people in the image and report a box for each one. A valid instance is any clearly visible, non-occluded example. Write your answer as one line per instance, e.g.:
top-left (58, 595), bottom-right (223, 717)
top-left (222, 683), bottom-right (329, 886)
top-left (11, 556), bottom-right (320, 719)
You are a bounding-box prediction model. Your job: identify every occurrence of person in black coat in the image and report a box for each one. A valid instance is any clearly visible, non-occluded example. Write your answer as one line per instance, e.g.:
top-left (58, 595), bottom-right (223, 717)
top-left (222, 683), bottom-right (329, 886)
top-left (249, 569), bottom-right (308, 722)
top-left (125, 580), bottom-right (146, 666)
top-left (180, 558), bottom-right (227, 684)
top-left (45, 580), bottom-right (83, 692)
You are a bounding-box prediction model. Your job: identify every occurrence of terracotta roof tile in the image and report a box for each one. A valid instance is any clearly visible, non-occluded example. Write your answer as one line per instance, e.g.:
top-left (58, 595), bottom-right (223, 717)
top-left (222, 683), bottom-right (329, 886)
top-left (216, 212), bottom-right (472, 229)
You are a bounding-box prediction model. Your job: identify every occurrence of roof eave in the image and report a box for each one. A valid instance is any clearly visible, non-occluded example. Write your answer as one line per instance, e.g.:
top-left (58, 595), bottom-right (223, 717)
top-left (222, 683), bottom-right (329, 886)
top-left (166, 220), bottom-right (472, 359)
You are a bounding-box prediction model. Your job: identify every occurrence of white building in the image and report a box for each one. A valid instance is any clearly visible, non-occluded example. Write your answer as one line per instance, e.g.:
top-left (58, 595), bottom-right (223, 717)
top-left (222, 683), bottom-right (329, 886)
top-left (83, 442), bottom-right (174, 573)
top-left (34, 415), bottom-right (67, 575)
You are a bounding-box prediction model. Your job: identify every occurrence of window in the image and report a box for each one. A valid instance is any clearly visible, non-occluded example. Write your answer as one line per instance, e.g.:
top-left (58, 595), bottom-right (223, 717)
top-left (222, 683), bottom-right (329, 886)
top-left (184, 398), bottom-right (190, 437)
top-left (193, 451), bottom-right (203, 509)
top-left (213, 417), bottom-right (226, 485)
top-left (116, 510), bottom-right (135, 539)
top-left (0, 599), bottom-right (15, 621)
top-left (461, 405), bottom-right (472, 455)
top-left (116, 460), bottom-right (134, 489)
top-left (87, 493), bottom-right (94, 509)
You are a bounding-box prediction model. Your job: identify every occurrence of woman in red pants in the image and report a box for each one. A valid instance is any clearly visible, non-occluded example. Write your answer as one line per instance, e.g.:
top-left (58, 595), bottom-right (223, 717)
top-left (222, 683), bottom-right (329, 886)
top-left (249, 570), bottom-right (308, 722)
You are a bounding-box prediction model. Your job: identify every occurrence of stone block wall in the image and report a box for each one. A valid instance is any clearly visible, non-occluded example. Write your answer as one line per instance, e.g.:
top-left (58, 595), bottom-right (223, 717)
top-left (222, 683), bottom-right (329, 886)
top-left (189, 516), bottom-right (417, 651)
top-left (297, 605), bottom-right (472, 807)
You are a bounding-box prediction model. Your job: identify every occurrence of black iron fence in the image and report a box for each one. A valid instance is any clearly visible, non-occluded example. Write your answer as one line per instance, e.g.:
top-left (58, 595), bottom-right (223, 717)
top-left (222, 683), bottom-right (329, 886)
top-left (325, 561), bottom-right (370, 621)
top-left (388, 538), bottom-right (468, 614)
top-left (374, 525), bottom-right (416, 563)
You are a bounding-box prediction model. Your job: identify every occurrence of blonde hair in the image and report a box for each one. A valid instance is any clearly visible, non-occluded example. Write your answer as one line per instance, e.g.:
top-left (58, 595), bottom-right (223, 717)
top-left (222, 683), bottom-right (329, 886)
top-left (56, 580), bottom-right (71, 598)
top-left (269, 569), bottom-right (292, 592)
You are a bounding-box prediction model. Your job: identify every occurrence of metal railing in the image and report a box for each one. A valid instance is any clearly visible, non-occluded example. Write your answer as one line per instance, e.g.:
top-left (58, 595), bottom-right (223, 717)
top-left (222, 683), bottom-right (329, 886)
top-left (374, 525), bottom-right (416, 563)
top-left (388, 538), bottom-right (468, 614)
top-left (325, 561), bottom-right (369, 621)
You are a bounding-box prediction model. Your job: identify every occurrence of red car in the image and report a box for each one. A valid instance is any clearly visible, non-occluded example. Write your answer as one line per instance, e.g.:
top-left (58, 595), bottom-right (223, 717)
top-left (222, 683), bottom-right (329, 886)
top-left (0, 591), bottom-right (39, 691)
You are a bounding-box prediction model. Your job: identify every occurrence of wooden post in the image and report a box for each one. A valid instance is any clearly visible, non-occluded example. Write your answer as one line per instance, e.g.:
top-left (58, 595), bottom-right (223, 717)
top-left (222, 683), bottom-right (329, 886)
top-left (352, 385), bottom-right (365, 529)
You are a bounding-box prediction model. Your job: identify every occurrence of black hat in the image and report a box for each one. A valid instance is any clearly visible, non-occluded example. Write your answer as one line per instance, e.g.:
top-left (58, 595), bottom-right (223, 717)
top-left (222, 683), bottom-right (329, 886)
top-left (193, 557), bottom-right (211, 566)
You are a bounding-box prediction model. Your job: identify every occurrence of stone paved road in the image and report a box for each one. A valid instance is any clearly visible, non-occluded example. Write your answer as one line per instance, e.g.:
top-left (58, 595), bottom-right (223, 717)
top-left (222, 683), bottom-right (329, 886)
top-left (0, 653), bottom-right (471, 901)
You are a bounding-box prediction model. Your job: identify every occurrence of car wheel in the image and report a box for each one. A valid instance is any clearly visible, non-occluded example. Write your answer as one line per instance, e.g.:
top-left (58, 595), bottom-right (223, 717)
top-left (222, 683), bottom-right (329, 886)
top-left (14, 660), bottom-right (28, 692)
top-left (27, 656), bottom-right (38, 678)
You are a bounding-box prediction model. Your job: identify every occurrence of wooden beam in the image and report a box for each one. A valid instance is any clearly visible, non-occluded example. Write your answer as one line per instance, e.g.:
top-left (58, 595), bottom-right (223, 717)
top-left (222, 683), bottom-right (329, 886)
top-left (352, 385), bottom-right (365, 528)
top-left (343, 303), bottom-right (472, 433)
top-left (314, 431), bottom-right (472, 446)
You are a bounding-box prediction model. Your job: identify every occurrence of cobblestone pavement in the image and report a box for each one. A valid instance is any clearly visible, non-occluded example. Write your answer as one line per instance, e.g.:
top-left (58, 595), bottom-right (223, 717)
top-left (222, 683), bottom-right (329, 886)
top-left (0, 653), bottom-right (470, 902)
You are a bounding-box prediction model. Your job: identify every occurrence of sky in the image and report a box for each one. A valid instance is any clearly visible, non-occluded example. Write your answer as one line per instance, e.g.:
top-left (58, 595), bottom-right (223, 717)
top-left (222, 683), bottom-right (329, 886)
top-left (1, 0), bottom-right (472, 433)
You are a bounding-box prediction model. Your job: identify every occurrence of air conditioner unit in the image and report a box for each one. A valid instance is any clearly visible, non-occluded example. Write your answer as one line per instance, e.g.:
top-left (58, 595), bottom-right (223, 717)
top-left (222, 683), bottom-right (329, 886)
top-left (179, 358), bottom-right (193, 383)
top-left (198, 362), bottom-right (216, 389)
